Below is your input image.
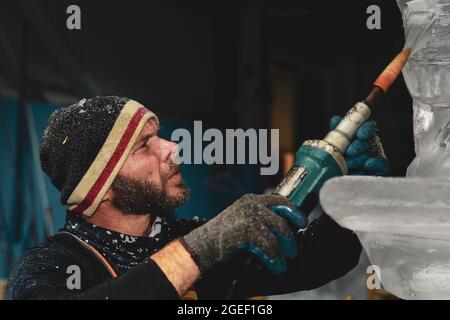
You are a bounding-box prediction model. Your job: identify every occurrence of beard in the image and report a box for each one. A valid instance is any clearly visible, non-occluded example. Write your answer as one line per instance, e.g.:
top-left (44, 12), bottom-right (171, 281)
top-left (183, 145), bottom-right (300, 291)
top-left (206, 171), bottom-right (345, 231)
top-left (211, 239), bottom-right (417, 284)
top-left (110, 165), bottom-right (190, 216)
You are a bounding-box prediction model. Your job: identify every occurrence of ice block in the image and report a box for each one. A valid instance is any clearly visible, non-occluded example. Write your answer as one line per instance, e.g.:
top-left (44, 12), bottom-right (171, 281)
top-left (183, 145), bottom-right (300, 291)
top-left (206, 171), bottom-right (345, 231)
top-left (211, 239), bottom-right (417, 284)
top-left (320, 176), bottom-right (450, 299)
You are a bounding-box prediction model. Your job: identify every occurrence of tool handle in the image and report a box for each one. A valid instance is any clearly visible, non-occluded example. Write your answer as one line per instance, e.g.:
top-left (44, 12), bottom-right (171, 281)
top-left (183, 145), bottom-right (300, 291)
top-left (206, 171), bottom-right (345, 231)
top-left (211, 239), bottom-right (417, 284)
top-left (323, 101), bottom-right (372, 153)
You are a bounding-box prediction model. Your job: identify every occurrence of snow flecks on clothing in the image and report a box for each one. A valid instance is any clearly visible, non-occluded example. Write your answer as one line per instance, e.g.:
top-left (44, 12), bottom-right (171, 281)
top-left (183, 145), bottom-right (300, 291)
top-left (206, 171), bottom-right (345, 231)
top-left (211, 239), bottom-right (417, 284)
top-left (61, 214), bottom-right (187, 275)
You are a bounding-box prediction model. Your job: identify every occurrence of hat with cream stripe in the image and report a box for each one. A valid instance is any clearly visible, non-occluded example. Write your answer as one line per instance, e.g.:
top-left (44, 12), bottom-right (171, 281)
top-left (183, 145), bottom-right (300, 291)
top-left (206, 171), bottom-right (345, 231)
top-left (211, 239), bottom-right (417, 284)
top-left (39, 96), bottom-right (158, 217)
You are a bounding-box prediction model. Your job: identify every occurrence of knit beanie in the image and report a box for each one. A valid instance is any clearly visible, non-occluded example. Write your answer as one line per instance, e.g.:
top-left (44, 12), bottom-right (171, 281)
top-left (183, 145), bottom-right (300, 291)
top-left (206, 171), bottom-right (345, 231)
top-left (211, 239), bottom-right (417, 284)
top-left (39, 96), bottom-right (158, 217)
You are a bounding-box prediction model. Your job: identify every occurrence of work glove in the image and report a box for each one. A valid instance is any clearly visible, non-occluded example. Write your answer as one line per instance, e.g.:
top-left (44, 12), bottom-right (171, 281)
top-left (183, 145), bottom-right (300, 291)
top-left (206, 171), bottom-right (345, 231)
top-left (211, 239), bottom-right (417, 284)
top-left (180, 194), bottom-right (308, 276)
top-left (330, 115), bottom-right (389, 176)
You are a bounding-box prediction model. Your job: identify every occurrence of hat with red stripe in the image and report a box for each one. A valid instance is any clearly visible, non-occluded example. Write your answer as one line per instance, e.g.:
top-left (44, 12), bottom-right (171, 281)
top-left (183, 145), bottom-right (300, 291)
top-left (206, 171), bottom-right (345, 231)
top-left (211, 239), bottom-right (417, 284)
top-left (39, 96), bottom-right (158, 217)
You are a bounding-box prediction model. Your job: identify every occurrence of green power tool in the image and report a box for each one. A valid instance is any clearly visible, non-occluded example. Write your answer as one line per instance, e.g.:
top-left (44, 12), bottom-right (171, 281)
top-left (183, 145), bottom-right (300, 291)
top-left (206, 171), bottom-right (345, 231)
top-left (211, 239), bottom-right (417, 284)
top-left (274, 48), bottom-right (411, 214)
top-left (226, 49), bottom-right (411, 299)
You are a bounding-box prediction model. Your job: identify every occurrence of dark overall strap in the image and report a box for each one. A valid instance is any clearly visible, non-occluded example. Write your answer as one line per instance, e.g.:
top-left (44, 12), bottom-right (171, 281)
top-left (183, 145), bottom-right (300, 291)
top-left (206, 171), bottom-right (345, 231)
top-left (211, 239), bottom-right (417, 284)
top-left (55, 231), bottom-right (118, 278)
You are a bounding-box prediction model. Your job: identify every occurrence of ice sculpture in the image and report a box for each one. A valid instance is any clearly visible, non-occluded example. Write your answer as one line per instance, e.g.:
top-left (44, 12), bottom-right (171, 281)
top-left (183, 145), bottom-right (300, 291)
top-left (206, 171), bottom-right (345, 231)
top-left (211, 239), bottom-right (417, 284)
top-left (319, 0), bottom-right (450, 299)
top-left (401, 0), bottom-right (450, 176)
top-left (320, 176), bottom-right (450, 299)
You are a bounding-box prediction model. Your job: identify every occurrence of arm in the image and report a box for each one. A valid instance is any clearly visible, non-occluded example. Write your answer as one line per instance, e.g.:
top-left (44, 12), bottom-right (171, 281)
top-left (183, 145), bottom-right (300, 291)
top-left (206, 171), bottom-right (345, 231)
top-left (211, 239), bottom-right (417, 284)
top-left (7, 242), bottom-right (184, 300)
top-left (9, 194), bottom-right (297, 300)
top-left (229, 213), bottom-right (362, 298)
top-left (228, 116), bottom-right (386, 297)
top-left (150, 239), bottom-right (200, 296)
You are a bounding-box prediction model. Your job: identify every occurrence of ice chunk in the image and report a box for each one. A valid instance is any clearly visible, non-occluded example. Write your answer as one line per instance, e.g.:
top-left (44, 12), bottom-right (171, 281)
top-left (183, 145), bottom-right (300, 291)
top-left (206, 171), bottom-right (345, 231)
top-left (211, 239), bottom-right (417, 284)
top-left (399, 0), bottom-right (450, 175)
top-left (320, 176), bottom-right (450, 299)
top-left (407, 103), bottom-right (450, 176)
top-left (401, 0), bottom-right (450, 105)
top-left (402, 0), bottom-right (436, 55)
top-left (320, 176), bottom-right (450, 239)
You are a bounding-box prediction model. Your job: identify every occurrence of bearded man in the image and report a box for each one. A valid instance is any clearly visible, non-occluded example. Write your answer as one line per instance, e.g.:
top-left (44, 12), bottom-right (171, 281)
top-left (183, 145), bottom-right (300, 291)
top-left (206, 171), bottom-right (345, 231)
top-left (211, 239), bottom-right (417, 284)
top-left (7, 96), bottom-right (383, 300)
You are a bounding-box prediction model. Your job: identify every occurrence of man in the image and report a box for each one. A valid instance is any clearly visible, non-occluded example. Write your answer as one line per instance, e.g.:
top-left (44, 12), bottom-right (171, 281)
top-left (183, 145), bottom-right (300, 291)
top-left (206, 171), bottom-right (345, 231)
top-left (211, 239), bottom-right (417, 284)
top-left (7, 96), bottom-right (388, 299)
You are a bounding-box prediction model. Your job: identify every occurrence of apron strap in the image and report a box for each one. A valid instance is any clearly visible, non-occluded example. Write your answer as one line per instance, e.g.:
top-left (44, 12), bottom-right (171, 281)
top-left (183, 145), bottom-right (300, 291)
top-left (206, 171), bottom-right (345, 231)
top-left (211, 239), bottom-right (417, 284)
top-left (57, 231), bottom-right (118, 278)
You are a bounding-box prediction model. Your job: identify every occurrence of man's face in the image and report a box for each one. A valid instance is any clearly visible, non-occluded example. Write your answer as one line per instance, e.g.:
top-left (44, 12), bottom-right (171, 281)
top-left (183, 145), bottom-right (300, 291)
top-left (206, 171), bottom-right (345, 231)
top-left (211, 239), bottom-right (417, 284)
top-left (110, 118), bottom-right (189, 215)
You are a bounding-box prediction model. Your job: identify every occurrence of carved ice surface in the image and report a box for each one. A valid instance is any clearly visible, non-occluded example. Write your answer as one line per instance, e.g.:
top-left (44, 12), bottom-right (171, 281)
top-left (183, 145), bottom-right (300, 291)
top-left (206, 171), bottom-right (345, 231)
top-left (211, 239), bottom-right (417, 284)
top-left (320, 176), bottom-right (450, 299)
top-left (401, 0), bottom-right (450, 176)
top-left (319, 0), bottom-right (450, 299)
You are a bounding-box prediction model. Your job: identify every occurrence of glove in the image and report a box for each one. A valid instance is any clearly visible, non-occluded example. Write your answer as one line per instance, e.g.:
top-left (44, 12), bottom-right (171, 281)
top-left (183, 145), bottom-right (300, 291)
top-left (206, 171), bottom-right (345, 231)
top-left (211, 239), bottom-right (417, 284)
top-left (329, 115), bottom-right (390, 176)
top-left (180, 194), bottom-right (308, 276)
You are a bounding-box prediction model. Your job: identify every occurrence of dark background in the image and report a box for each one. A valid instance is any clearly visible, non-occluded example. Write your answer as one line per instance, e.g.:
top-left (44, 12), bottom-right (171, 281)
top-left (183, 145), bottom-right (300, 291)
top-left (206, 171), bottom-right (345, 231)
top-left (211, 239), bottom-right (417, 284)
top-left (0, 0), bottom-right (415, 170)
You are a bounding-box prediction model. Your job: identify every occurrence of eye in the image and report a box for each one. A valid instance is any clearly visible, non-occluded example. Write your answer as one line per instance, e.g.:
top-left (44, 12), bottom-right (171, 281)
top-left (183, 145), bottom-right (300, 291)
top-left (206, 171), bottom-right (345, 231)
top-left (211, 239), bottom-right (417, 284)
top-left (140, 138), bottom-right (150, 149)
top-left (133, 137), bottom-right (150, 154)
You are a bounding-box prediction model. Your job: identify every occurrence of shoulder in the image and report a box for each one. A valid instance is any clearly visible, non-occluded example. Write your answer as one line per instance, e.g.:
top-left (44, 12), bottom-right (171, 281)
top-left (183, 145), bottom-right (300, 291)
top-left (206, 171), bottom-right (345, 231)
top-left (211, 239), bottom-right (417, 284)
top-left (10, 235), bottom-right (74, 275)
top-left (6, 233), bottom-right (86, 299)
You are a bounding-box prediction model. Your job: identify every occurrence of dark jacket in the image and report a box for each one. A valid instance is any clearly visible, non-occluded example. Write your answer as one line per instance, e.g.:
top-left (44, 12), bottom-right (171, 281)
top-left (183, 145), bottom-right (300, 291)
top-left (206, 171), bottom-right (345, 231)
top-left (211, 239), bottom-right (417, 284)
top-left (6, 213), bottom-right (361, 300)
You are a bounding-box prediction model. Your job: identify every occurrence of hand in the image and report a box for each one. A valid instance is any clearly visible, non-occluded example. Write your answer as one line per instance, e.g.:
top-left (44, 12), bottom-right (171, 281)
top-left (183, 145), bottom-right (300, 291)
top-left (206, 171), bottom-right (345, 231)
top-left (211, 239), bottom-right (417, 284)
top-left (180, 194), bottom-right (308, 275)
top-left (330, 115), bottom-right (390, 176)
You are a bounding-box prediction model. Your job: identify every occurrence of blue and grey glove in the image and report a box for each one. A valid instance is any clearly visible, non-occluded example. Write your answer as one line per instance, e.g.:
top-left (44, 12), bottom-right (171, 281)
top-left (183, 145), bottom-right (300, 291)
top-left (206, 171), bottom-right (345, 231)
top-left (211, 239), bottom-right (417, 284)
top-left (330, 116), bottom-right (389, 176)
top-left (181, 194), bottom-right (308, 275)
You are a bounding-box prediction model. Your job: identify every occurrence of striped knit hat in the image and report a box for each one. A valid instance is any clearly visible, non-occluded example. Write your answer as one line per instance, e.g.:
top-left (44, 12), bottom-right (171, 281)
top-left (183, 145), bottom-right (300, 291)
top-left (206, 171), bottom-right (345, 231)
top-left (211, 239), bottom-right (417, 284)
top-left (39, 96), bottom-right (158, 217)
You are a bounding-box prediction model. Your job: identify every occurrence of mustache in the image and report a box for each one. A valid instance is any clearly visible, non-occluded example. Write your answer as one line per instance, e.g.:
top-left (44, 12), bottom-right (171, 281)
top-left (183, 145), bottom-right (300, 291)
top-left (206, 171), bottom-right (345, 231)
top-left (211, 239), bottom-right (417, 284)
top-left (166, 163), bottom-right (181, 178)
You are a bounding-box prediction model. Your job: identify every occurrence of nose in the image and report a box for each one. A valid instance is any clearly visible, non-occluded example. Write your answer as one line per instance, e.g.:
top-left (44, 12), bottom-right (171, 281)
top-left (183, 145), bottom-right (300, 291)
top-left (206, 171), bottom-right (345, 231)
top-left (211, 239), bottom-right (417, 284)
top-left (160, 138), bottom-right (180, 164)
